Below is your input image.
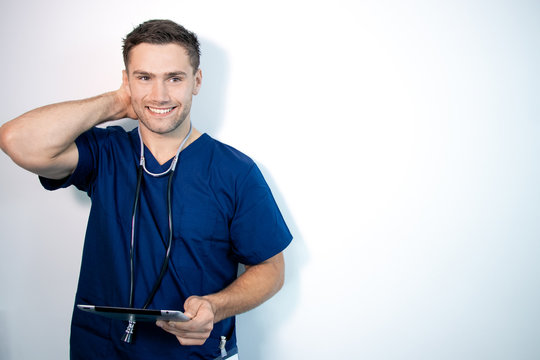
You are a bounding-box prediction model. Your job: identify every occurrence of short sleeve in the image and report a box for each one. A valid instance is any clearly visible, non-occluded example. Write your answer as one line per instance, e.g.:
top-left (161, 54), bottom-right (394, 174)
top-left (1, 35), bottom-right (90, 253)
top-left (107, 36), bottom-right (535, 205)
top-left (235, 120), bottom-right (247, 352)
top-left (229, 164), bottom-right (292, 265)
top-left (39, 127), bottom-right (105, 194)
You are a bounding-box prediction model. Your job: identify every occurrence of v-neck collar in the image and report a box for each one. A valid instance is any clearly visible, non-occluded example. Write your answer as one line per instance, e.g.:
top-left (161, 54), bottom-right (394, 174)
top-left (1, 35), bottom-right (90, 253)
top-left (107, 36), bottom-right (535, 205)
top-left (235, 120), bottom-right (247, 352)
top-left (135, 131), bottom-right (209, 174)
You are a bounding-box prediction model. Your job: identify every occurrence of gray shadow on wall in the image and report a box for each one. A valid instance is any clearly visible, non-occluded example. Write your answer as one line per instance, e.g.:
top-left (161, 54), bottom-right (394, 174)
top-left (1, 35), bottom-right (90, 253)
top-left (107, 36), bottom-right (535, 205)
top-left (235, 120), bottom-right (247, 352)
top-left (236, 163), bottom-right (307, 359)
top-left (196, 39), bottom-right (306, 357)
top-left (191, 38), bottom-right (228, 135)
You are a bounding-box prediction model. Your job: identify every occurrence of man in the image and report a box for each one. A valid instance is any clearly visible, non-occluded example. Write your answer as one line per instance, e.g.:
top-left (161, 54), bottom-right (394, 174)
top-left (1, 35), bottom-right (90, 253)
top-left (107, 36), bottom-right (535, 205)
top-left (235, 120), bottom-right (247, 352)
top-left (0, 19), bottom-right (292, 359)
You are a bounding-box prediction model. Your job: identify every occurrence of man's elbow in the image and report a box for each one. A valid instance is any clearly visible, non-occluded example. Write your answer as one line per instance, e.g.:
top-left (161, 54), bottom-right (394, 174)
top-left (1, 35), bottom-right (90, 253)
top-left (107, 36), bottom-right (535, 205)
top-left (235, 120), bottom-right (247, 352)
top-left (275, 273), bottom-right (284, 295)
top-left (0, 123), bottom-right (11, 155)
top-left (0, 123), bottom-right (31, 169)
top-left (0, 122), bottom-right (21, 161)
top-left (272, 255), bottom-right (286, 295)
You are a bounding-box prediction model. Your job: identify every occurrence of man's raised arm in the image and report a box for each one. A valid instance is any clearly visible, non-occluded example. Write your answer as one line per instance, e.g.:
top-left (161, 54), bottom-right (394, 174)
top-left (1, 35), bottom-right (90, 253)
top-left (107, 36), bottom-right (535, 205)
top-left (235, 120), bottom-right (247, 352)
top-left (0, 87), bottom-right (135, 180)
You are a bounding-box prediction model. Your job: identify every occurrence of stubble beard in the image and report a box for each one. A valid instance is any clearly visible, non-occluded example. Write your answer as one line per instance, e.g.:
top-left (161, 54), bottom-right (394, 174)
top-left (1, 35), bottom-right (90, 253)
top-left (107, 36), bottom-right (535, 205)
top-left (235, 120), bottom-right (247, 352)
top-left (138, 102), bottom-right (192, 136)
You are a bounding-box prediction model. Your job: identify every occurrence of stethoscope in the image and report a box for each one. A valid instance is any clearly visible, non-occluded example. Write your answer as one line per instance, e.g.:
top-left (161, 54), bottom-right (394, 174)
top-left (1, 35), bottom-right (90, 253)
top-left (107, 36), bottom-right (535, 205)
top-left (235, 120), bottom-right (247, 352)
top-left (122, 123), bottom-right (193, 343)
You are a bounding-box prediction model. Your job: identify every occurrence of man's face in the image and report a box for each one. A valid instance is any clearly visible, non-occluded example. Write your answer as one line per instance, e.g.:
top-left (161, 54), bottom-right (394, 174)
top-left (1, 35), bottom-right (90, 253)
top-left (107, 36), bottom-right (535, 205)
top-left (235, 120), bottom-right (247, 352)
top-left (123, 43), bottom-right (202, 137)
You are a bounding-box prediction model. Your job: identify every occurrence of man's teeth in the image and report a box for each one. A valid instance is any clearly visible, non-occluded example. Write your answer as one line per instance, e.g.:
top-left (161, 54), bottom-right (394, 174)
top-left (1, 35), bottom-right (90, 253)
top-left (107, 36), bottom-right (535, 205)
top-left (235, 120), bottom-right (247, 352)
top-left (148, 107), bottom-right (174, 114)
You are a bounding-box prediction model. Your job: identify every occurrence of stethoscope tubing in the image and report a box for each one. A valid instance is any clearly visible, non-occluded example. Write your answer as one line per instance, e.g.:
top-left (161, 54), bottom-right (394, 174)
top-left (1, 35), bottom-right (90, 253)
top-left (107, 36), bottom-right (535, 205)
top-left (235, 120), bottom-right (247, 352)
top-left (128, 166), bottom-right (174, 310)
top-left (123, 124), bottom-right (192, 343)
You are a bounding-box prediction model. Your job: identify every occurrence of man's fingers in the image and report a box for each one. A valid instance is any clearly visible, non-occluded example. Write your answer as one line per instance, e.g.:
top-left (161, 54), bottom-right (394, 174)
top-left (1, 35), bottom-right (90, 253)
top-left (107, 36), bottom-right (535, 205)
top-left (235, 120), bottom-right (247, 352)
top-left (156, 319), bottom-right (212, 336)
top-left (156, 296), bottom-right (215, 346)
top-left (156, 320), bottom-right (210, 346)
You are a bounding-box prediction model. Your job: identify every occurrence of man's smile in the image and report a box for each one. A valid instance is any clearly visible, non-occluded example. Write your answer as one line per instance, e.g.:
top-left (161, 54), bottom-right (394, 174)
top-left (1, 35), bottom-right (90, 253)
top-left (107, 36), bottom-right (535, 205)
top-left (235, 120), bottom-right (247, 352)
top-left (147, 106), bottom-right (177, 115)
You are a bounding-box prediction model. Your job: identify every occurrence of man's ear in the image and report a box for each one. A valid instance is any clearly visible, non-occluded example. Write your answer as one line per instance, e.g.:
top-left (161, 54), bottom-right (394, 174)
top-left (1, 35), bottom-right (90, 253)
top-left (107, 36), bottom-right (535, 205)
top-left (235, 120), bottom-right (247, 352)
top-left (193, 69), bottom-right (202, 95)
top-left (122, 70), bottom-right (131, 96)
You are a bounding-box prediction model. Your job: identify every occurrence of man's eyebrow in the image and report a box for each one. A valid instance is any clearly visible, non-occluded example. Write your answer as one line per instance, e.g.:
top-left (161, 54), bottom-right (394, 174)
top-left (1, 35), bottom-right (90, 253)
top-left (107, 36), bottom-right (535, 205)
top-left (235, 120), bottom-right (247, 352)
top-left (131, 70), bottom-right (188, 77)
top-left (132, 70), bottom-right (153, 76)
top-left (165, 71), bottom-right (188, 77)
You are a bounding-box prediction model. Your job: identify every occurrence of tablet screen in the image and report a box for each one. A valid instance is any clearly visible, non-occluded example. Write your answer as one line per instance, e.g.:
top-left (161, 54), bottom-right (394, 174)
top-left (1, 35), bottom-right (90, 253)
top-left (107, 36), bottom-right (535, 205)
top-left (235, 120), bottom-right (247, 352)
top-left (77, 304), bottom-right (190, 322)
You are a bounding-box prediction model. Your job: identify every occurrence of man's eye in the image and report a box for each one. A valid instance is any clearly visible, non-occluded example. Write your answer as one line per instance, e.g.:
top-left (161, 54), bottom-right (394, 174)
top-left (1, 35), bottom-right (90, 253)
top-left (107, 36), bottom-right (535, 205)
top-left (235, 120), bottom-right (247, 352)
top-left (137, 76), bottom-right (150, 81)
top-left (169, 76), bottom-right (184, 82)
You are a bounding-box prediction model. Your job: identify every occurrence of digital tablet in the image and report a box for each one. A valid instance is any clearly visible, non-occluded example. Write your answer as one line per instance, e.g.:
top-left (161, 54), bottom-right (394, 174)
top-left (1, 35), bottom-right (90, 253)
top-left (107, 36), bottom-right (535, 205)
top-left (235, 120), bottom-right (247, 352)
top-left (77, 304), bottom-right (190, 322)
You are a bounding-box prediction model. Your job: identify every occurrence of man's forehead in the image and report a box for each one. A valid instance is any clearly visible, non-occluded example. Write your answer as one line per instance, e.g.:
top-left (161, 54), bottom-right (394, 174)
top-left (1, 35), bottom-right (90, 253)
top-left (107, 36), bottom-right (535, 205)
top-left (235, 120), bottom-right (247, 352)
top-left (127, 42), bottom-right (192, 72)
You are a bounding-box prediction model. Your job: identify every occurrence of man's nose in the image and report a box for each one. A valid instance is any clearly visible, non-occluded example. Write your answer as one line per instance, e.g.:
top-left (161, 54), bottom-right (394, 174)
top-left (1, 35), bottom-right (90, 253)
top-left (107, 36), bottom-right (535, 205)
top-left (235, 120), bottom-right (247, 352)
top-left (150, 81), bottom-right (170, 103)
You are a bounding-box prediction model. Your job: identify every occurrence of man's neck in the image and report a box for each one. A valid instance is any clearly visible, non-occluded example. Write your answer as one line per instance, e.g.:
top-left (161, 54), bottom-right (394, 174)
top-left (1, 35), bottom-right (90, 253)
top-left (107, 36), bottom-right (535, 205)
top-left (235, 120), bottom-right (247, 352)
top-left (139, 122), bottom-right (202, 165)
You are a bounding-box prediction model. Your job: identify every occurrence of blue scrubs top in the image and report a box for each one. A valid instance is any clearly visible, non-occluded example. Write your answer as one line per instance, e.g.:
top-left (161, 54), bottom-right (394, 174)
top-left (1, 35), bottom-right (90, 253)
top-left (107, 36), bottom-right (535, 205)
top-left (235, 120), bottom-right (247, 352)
top-left (41, 126), bottom-right (292, 359)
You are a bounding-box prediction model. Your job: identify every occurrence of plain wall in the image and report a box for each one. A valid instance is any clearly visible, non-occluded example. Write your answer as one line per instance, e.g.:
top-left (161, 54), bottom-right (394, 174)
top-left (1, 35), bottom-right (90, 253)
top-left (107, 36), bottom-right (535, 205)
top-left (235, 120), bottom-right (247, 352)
top-left (1, 0), bottom-right (540, 359)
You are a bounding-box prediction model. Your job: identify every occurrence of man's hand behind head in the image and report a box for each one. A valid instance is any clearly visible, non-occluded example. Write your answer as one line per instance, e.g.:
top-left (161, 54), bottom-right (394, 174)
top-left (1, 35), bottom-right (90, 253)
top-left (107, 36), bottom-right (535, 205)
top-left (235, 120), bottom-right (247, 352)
top-left (117, 73), bottom-right (138, 120)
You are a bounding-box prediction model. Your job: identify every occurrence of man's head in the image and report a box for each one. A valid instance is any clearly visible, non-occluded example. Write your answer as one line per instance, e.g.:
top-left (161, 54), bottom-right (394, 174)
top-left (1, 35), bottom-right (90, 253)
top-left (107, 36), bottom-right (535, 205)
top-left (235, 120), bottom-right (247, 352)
top-left (121, 20), bottom-right (203, 138)
top-left (123, 19), bottom-right (200, 74)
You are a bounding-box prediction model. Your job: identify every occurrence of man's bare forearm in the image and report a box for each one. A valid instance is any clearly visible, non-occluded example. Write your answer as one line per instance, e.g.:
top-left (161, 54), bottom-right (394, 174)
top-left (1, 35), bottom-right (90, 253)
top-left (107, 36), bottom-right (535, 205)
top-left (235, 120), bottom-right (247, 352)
top-left (203, 252), bottom-right (285, 323)
top-left (0, 90), bottom-right (133, 178)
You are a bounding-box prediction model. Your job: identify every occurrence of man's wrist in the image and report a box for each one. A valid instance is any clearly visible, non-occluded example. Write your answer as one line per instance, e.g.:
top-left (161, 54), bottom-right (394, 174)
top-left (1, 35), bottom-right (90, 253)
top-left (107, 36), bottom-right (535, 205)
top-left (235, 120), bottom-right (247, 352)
top-left (202, 295), bottom-right (221, 323)
top-left (100, 91), bottom-right (130, 121)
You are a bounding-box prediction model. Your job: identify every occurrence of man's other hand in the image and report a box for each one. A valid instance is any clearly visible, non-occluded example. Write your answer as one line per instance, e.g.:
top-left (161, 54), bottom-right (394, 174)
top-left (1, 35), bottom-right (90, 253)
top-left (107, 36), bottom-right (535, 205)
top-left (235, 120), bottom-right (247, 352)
top-left (156, 296), bottom-right (215, 346)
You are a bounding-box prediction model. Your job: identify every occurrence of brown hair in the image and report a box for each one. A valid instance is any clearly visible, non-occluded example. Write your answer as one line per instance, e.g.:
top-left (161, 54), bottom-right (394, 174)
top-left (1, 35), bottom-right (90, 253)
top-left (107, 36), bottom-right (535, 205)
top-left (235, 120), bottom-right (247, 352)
top-left (122, 19), bottom-right (200, 73)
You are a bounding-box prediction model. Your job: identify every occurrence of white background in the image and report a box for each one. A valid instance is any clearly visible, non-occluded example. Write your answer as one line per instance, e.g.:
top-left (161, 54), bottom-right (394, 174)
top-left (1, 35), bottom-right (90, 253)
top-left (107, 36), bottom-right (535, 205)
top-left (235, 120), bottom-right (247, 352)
top-left (1, 0), bottom-right (539, 359)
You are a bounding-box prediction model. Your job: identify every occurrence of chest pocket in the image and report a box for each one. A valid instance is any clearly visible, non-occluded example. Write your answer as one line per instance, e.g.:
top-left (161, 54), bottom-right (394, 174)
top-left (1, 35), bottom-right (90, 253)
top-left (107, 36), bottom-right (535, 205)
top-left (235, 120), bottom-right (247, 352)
top-left (171, 208), bottom-right (230, 295)
top-left (177, 208), bottom-right (219, 242)
top-left (174, 208), bottom-right (230, 257)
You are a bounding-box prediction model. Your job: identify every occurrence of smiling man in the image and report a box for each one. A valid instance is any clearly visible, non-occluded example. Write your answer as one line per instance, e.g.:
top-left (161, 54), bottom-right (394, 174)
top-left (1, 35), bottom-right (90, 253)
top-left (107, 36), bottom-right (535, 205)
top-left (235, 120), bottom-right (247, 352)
top-left (0, 20), bottom-right (292, 359)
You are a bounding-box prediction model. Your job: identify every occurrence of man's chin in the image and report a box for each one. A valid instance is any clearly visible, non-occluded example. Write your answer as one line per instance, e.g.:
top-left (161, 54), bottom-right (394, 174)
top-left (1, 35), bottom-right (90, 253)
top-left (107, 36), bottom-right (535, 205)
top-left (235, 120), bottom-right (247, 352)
top-left (138, 118), bottom-right (186, 136)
